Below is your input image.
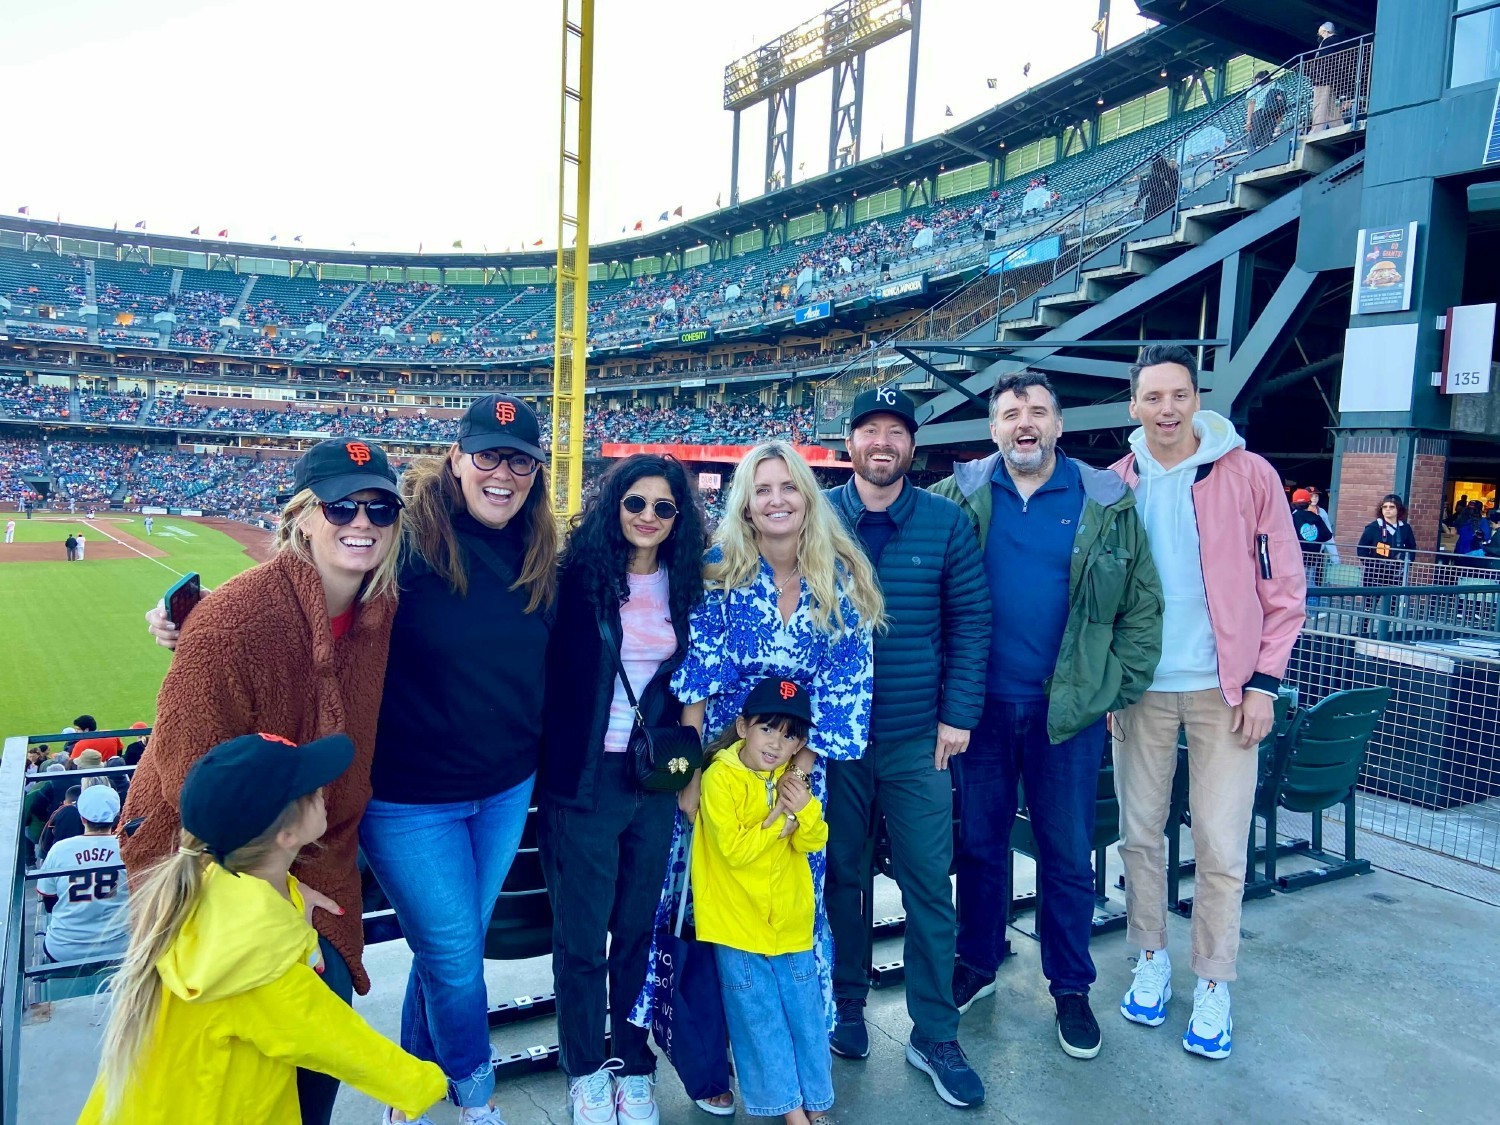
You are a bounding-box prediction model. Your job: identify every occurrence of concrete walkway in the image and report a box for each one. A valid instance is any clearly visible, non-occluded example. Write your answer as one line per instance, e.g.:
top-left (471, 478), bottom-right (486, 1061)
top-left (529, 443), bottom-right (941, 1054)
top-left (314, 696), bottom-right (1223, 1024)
top-left (23, 859), bottom-right (1500, 1124)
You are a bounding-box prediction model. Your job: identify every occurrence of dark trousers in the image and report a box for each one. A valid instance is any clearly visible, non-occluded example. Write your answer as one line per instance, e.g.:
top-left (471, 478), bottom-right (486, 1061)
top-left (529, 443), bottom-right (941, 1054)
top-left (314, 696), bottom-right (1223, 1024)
top-left (953, 698), bottom-right (1104, 997)
top-left (826, 733), bottom-right (959, 1043)
top-left (540, 752), bottom-right (676, 1077)
top-left (296, 934), bottom-right (354, 1125)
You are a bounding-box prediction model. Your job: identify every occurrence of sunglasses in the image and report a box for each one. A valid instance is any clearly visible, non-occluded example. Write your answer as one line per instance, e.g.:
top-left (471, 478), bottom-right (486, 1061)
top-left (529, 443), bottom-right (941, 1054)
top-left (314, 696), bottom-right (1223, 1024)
top-left (623, 494), bottom-right (678, 521)
top-left (471, 449), bottom-right (540, 476)
top-left (320, 497), bottom-right (403, 528)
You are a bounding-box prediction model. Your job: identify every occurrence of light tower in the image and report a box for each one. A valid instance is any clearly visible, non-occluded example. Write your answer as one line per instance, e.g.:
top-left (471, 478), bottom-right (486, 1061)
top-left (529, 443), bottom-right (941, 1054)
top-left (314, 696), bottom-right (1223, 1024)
top-left (723, 0), bottom-right (920, 205)
top-left (550, 0), bottom-right (593, 517)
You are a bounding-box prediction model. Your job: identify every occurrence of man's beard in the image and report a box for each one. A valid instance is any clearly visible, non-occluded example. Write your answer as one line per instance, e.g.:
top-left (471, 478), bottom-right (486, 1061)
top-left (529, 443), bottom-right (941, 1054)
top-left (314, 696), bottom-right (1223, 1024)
top-left (854, 449), bottom-right (910, 486)
top-left (1001, 433), bottom-right (1055, 474)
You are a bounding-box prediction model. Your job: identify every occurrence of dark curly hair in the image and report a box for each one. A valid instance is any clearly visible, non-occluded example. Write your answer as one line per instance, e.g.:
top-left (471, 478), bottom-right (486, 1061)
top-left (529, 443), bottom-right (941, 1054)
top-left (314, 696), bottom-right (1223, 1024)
top-left (564, 454), bottom-right (707, 627)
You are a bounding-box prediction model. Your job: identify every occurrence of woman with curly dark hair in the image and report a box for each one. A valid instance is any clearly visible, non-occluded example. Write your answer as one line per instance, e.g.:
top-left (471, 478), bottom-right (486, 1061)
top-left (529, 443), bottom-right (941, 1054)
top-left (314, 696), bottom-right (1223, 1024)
top-left (539, 453), bottom-right (709, 1124)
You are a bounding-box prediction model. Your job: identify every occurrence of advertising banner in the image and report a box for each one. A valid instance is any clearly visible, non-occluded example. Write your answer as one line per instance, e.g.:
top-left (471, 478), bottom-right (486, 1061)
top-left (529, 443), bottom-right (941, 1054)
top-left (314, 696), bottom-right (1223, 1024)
top-left (1351, 223), bottom-right (1417, 316)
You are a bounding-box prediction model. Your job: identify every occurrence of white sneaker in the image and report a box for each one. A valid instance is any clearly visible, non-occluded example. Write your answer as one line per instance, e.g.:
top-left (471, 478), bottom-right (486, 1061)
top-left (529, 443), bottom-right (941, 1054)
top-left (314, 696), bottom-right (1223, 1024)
top-left (459, 1106), bottom-right (509, 1125)
top-left (615, 1073), bottom-right (661, 1125)
top-left (568, 1059), bottom-right (622, 1124)
top-left (381, 1109), bottom-right (435, 1125)
top-left (1182, 978), bottom-right (1232, 1059)
top-left (1120, 948), bottom-right (1172, 1026)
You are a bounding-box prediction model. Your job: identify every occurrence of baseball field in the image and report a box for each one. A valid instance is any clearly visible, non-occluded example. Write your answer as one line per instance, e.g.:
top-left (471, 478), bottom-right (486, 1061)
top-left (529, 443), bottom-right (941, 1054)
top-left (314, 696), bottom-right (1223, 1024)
top-left (0, 513), bottom-right (268, 741)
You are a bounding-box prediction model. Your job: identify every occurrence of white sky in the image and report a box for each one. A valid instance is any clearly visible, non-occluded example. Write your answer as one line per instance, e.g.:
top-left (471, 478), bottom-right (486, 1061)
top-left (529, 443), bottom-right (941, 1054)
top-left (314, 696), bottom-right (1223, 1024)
top-left (0, 0), bottom-right (1154, 254)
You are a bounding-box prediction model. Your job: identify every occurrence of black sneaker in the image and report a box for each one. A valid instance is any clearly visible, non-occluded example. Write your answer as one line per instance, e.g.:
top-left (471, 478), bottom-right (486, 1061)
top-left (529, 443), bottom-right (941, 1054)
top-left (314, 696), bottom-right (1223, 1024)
top-left (830, 997), bottom-right (870, 1060)
top-left (1056, 993), bottom-right (1102, 1059)
top-left (952, 963), bottom-right (997, 1016)
top-left (905, 1036), bottom-right (985, 1107)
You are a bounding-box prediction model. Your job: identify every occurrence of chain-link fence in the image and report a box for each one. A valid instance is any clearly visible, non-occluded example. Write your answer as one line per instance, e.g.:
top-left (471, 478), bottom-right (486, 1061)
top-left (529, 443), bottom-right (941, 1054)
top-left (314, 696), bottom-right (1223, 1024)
top-left (1284, 572), bottom-right (1500, 900)
top-left (812, 35), bottom-right (1374, 439)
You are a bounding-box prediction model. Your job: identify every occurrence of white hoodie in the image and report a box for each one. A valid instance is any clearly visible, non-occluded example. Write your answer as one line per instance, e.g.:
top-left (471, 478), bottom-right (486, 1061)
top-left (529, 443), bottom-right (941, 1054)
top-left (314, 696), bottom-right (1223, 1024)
top-left (1129, 410), bottom-right (1246, 693)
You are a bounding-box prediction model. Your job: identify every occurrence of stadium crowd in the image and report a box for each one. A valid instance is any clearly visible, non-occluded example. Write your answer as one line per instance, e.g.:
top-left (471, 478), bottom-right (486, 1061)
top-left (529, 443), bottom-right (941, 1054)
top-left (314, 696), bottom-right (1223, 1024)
top-left (0, 383), bottom-right (70, 420)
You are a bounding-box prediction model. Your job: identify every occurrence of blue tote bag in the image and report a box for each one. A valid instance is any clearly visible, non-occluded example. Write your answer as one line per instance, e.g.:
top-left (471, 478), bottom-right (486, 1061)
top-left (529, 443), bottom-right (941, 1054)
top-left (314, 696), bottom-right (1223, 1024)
top-left (651, 829), bottom-right (732, 1102)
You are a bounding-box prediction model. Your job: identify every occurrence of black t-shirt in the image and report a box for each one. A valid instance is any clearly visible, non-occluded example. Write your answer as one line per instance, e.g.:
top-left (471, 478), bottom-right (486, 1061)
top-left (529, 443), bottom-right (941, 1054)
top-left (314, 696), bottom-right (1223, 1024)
top-left (1292, 508), bottom-right (1331, 555)
top-left (372, 513), bottom-right (551, 804)
top-left (857, 508), bottom-right (898, 564)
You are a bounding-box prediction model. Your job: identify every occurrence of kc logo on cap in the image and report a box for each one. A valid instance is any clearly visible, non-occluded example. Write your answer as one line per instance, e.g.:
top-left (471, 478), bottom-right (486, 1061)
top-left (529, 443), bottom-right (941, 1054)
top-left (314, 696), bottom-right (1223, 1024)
top-left (875, 386), bottom-right (897, 405)
top-left (496, 400), bottom-right (517, 425)
top-left (346, 442), bottom-right (372, 467)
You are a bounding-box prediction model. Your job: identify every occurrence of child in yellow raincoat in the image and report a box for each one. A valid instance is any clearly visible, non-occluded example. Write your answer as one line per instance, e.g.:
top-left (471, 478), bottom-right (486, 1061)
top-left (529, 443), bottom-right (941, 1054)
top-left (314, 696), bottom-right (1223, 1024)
top-left (79, 732), bottom-right (446, 1125)
top-left (694, 678), bottom-right (833, 1125)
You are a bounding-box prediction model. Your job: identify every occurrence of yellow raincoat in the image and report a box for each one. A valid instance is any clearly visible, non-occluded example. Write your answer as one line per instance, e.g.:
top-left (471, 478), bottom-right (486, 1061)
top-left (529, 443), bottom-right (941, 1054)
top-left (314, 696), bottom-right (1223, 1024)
top-left (78, 864), bottom-right (445, 1124)
top-left (692, 742), bottom-right (829, 957)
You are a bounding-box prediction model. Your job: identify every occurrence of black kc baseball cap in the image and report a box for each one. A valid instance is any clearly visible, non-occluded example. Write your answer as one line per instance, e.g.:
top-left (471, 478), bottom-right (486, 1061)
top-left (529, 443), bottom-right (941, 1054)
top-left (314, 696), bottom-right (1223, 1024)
top-left (291, 437), bottom-right (399, 502)
top-left (459, 394), bottom-right (546, 461)
top-left (181, 732), bottom-right (354, 864)
top-left (741, 677), bottom-right (816, 727)
top-left (848, 386), bottom-right (920, 432)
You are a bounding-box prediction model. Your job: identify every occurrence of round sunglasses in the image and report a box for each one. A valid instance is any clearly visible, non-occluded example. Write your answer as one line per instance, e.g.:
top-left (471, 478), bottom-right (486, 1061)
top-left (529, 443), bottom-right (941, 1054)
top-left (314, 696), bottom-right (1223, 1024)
top-left (471, 449), bottom-right (540, 476)
top-left (623, 494), bottom-right (678, 521)
top-left (320, 497), bottom-right (404, 528)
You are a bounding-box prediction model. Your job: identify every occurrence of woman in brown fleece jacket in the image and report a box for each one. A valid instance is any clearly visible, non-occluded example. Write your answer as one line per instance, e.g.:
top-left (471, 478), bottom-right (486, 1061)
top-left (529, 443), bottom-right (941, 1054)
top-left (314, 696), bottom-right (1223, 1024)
top-left (121, 436), bottom-right (405, 1125)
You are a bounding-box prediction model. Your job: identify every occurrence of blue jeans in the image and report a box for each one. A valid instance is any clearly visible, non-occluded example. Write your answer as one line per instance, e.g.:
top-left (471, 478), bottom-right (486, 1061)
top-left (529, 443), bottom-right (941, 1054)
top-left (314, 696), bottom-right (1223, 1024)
top-left (953, 698), bottom-right (1104, 996)
top-left (359, 776), bottom-right (535, 1107)
top-left (715, 946), bottom-right (833, 1118)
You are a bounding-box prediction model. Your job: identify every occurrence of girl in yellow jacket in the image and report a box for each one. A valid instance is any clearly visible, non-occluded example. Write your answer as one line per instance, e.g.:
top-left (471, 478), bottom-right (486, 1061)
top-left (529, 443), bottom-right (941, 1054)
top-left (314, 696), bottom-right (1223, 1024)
top-left (79, 732), bottom-right (447, 1125)
top-left (694, 678), bottom-right (834, 1125)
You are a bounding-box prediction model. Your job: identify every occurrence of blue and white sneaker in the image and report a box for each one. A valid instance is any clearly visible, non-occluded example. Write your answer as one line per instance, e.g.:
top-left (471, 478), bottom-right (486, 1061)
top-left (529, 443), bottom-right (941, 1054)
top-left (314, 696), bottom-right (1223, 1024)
top-left (1120, 948), bottom-right (1172, 1026)
top-left (1182, 978), bottom-right (1232, 1059)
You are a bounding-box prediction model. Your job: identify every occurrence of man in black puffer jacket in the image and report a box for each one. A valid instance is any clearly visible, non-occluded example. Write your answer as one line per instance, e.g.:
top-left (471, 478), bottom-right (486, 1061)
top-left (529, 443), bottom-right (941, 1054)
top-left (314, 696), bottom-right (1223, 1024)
top-left (825, 386), bottom-right (992, 1109)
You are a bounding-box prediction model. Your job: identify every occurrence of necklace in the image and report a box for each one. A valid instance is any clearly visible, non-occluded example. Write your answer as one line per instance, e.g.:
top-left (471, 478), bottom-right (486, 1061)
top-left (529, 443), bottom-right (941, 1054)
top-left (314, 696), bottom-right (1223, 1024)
top-left (749, 766), bottom-right (777, 807)
top-left (772, 564), bottom-right (800, 596)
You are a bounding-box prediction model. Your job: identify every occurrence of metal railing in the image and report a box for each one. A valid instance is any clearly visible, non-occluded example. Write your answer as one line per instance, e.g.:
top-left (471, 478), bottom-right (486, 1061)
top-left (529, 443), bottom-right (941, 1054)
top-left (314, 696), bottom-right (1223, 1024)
top-left (811, 35), bottom-right (1374, 437)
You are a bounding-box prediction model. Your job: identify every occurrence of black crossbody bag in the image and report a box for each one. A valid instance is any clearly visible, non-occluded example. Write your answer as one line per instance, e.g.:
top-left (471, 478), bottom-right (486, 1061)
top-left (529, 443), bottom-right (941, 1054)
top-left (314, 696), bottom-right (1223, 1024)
top-left (598, 616), bottom-right (703, 792)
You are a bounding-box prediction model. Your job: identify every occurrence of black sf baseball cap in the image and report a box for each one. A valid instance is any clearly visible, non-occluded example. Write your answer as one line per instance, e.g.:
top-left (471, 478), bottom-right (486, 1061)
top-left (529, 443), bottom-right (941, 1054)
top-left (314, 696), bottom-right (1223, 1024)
top-left (181, 732), bottom-right (354, 864)
top-left (459, 394), bottom-right (545, 461)
top-left (849, 385), bottom-right (920, 432)
top-left (741, 677), bottom-right (816, 727)
top-left (291, 437), bottom-right (399, 502)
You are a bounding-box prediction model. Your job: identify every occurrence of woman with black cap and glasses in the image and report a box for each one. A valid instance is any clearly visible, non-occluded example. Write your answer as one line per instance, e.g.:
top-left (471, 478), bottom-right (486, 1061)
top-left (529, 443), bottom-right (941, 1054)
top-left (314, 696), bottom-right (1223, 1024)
top-left (125, 436), bottom-right (406, 1125)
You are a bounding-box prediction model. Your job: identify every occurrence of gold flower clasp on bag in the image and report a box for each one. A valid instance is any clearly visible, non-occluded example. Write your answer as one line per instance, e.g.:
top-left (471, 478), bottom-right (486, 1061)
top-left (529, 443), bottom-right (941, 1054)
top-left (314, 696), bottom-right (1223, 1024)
top-left (667, 757), bottom-right (690, 775)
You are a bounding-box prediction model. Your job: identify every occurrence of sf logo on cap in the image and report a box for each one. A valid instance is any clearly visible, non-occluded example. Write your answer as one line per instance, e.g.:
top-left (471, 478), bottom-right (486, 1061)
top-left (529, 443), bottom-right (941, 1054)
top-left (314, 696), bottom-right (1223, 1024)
top-left (259, 733), bottom-right (297, 746)
top-left (495, 400), bottom-right (517, 425)
top-left (346, 442), bottom-right (372, 467)
top-left (875, 387), bottom-right (897, 405)
top-left (779, 681), bottom-right (799, 700)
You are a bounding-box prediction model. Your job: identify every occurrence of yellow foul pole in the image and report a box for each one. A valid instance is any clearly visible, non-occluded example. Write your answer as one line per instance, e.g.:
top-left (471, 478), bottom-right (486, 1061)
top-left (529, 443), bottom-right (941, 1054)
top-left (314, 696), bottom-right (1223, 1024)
top-left (550, 0), bottom-right (593, 517)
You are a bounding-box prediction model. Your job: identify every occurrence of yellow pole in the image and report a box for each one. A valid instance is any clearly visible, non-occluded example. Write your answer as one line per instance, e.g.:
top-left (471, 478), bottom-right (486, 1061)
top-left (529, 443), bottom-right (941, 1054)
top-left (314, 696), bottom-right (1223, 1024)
top-left (550, 0), bottom-right (593, 517)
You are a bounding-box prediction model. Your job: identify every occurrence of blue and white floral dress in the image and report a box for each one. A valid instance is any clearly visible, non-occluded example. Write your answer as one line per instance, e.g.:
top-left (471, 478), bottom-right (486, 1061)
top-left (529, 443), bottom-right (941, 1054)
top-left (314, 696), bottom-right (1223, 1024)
top-left (630, 547), bottom-right (874, 1032)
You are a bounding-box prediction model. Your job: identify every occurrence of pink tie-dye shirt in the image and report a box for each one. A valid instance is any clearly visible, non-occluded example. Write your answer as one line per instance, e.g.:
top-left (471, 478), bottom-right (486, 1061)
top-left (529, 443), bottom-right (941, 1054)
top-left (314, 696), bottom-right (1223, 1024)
top-left (605, 568), bottom-right (678, 753)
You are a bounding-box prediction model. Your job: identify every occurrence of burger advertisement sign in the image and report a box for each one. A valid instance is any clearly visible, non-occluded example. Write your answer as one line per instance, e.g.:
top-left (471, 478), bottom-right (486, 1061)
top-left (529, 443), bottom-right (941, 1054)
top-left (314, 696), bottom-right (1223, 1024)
top-left (1352, 222), bottom-right (1418, 316)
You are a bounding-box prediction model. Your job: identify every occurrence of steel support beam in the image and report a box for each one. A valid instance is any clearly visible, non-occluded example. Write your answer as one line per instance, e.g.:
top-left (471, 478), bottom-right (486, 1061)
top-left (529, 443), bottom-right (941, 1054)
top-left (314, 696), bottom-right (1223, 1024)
top-left (730, 109), bottom-right (742, 208)
top-left (1214, 250), bottom-right (1255, 375)
top-left (903, 0), bottom-right (921, 146)
top-left (766, 86), bottom-right (796, 193)
top-left (829, 52), bottom-right (865, 172)
top-left (1202, 266), bottom-right (1320, 418)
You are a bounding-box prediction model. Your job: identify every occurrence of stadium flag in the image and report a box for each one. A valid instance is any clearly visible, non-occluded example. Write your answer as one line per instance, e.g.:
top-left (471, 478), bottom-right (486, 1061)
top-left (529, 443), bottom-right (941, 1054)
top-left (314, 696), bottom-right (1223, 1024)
top-left (218, 229), bottom-right (229, 238)
top-left (715, 193), bottom-right (722, 208)
top-left (294, 234), bottom-right (303, 243)
top-left (190, 226), bottom-right (200, 235)
top-left (269, 234), bottom-right (278, 242)
top-left (17, 205), bottom-right (27, 215)
top-left (944, 106), bottom-right (953, 116)
top-left (633, 220), bottom-right (644, 231)
top-left (134, 220), bottom-right (146, 229)
top-left (452, 240), bottom-right (463, 249)
top-left (112, 221), bottom-right (119, 232)
top-left (532, 238), bottom-right (544, 246)
top-left (658, 211), bottom-right (669, 222)
top-left (986, 78), bottom-right (998, 90)
top-left (673, 205), bottom-right (684, 218)
top-left (418, 242), bottom-right (424, 253)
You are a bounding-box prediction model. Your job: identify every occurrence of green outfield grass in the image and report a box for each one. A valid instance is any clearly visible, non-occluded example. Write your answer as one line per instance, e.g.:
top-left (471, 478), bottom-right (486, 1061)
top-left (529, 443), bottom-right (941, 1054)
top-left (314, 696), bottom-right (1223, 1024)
top-left (0, 516), bottom-right (262, 741)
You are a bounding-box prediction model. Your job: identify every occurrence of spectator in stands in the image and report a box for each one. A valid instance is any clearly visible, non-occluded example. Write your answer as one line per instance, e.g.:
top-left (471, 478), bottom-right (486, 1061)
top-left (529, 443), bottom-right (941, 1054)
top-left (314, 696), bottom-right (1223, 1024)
top-left (1357, 494), bottom-right (1417, 585)
top-left (1111, 344), bottom-right (1304, 1061)
top-left (1291, 489), bottom-right (1333, 581)
top-left (104, 756), bottom-right (132, 802)
top-left (129, 437), bottom-right (406, 1125)
top-left (635, 440), bottom-right (880, 1115)
top-left (72, 715), bottom-right (124, 760)
top-left (540, 454), bottom-right (708, 1124)
top-left (25, 746), bottom-right (46, 774)
top-left (35, 785), bottom-right (128, 965)
top-left (1455, 499), bottom-right (1489, 555)
top-left (40, 785), bottom-right (85, 857)
top-left (1136, 154), bottom-right (1180, 221)
top-left (932, 373), bottom-right (1160, 1065)
top-left (1306, 487), bottom-right (1339, 566)
top-left (1246, 70), bottom-right (1288, 148)
top-left (1307, 22), bottom-right (1352, 134)
top-left (79, 733), bottom-right (446, 1125)
top-left (75, 749), bottom-right (105, 772)
top-left (822, 388), bottom-right (989, 1106)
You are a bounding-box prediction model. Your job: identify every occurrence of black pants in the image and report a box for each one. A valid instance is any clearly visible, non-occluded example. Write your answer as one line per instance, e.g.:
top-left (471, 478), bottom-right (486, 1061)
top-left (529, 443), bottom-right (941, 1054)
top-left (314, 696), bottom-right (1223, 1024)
top-left (540, 753), bottom-right (676, 1077)
top-left (825, 733), bottom-right (960, 1043)
top-left (296, 934), bottom-right (354, 1125)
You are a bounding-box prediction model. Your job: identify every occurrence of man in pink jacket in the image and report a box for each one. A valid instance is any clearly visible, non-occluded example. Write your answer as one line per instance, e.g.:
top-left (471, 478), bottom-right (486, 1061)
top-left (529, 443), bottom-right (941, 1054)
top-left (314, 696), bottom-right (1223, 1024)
top-left (1108, 344), bottom-right (1305, 1060)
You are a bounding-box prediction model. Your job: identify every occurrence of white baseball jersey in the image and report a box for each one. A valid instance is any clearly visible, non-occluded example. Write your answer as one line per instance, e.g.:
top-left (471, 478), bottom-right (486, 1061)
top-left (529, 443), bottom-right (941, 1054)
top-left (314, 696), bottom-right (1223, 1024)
top-left (76, 535), bottom-right (85, 559)
top-left (36, 835), bottom-right (130, 961)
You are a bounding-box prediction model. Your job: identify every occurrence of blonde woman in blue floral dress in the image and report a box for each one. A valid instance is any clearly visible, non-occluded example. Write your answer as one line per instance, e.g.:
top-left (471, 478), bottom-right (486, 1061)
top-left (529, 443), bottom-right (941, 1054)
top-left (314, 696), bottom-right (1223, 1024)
top-left (631, 440), bottom-right (883, 1114)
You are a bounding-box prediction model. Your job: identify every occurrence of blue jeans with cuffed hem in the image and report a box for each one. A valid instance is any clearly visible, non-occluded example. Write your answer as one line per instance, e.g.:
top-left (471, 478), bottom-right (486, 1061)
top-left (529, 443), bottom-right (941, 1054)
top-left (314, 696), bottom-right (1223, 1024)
top-left (715, 945), bottom-right (834, 1118)
top-left (359, 776), bottom-right (534, 1107)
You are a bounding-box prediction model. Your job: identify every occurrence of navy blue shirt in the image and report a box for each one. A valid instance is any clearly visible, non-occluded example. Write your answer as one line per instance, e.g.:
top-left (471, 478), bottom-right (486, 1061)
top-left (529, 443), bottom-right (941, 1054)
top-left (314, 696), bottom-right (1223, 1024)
top-left (984, 452), bottom-right (1083, 700)
top-left (855, 507), bottom-right (898, 564)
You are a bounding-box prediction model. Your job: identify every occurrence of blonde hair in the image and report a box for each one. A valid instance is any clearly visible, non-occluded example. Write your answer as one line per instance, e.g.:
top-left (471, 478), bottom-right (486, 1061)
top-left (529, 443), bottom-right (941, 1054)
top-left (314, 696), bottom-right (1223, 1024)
top-left (98, 794), bottom-right (320, 1122)
top-left (710, 441), bottom-right (885, 635)
top-left (272, 488), bottom-right (403, 604)
top-left (399, 445), bottom-right (558, 613)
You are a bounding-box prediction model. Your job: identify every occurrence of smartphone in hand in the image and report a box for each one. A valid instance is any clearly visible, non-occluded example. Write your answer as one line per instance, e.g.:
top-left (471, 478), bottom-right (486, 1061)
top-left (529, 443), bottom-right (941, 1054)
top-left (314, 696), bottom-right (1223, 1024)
top-left (164, 572), bottom-right (202, 628)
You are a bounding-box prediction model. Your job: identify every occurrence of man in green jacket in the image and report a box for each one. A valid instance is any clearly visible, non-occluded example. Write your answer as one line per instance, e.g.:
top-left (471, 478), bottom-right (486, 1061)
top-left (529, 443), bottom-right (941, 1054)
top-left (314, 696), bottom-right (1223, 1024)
top-left (932, 371), bottom-right (1162, 1061)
